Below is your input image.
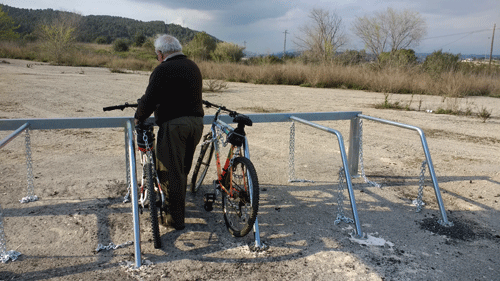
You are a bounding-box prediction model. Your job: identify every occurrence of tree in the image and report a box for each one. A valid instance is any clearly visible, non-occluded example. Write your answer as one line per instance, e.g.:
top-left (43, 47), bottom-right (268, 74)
top-left (183, 31), bottom-right (216, 61)
top-left (352, 8), bottom-right (427, 57)
top-left (294, 8), bottom-right (347, 61)
top-left (211, 42), bottom-right (245, 63)
top-left (0, 6), bottom-right (20, 40)
top-left (37, 12), bottom-right (81, 63)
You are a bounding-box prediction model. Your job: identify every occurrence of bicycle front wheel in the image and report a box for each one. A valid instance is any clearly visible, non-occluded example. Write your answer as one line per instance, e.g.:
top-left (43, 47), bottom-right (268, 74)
top-left (222, 157), bottom-right (259, 237)
top-left (145, 161), bottom-right (161, 249)
top-left (191, 132), bottom-right (214, 193)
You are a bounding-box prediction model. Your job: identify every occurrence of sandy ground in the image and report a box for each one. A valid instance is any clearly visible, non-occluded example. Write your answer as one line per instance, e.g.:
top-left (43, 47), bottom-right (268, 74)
top-left (0, 58), bottom-right (499, 280)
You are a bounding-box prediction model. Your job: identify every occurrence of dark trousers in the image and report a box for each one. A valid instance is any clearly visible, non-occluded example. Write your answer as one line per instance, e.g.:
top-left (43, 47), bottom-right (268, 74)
top-left (156, 116), bottom-right (203, 229)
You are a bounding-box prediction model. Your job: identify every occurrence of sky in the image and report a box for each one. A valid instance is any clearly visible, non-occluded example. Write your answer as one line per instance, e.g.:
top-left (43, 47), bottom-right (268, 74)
top-left (2, 0), bottom-right (499, 56)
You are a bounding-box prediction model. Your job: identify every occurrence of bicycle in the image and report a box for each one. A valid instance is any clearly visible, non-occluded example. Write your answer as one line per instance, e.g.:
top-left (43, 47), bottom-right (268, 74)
top-left (103, 102), bottom-right (164, 249)
top-left (191, 100), bottom-right (259, 237)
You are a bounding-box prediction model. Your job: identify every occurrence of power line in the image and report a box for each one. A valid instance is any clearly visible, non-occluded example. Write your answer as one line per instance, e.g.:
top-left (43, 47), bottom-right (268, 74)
top-left (422, 28), bottom-right (492, 41)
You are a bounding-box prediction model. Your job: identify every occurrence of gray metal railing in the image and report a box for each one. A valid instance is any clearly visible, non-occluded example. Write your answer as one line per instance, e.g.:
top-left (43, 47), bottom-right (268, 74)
top-left (356, 114), bottom-right (453, 226)
top-left (289, 116), bottom-right (364, 238)
top-left (0, 111), bottom-right (453, 267)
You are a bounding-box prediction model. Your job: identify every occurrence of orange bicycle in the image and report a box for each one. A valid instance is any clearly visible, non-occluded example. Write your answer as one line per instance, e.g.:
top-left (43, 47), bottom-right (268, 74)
top-left (191, 100), bottom-right (259, 237)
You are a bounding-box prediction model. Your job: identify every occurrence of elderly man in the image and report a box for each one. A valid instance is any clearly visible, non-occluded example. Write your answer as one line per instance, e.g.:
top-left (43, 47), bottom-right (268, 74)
top-left (134, 34), bottom-right (204, 230)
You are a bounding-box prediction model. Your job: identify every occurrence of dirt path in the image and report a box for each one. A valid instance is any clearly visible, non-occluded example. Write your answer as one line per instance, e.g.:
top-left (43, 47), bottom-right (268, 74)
top-left (1, 59), bottom-right (499, 280)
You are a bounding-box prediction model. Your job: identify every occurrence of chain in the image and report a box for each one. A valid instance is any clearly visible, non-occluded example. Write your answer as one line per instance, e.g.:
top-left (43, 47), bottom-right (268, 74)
top-left (414, 160), bottom-right (427, 212)
top-left (95, 241), bottom-right (133, 252)
top-left (0, 204), bottom-right (21, 263)
top-left (288, 121), bottom-right (296, 182)
top-left (20, 128), bottom-right (38, 204)
top-left (334, 167), bottom-right (354, 225)
top-left (358, 120), bottom-right (381, 188)
top-left (288, 121), bottom-right (313, 183)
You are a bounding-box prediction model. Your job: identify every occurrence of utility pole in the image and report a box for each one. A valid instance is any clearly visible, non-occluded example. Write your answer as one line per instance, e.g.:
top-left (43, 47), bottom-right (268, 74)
top-left (283, 30), bottom-right (288, 58)
top-left (489, 23), bottom-right (496, 66)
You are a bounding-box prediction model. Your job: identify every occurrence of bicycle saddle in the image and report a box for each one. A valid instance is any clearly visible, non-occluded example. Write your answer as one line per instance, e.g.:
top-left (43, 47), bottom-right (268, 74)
top-left (233, 115), bottom-right (252, 126)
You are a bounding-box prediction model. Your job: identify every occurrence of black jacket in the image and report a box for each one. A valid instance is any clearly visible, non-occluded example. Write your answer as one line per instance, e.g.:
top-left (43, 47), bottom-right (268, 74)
top-left (134, 54), bottom-right (204, 125)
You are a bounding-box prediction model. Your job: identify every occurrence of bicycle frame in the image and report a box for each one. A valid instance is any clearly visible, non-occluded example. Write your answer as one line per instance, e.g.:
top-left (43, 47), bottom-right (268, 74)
top-left (211, 119), bottom-right (245, 196)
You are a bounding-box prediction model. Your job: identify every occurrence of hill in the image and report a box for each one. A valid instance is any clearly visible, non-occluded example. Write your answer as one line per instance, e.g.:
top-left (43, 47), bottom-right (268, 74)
top-left (0, 4), bottom-right (219, 44)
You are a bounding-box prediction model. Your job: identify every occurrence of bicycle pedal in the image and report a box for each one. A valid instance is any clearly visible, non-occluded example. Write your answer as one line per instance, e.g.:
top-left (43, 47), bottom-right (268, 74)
top-left (203, 193), bottom-right (216, 212)
top-left (204, 193), bottom-right (216, 203)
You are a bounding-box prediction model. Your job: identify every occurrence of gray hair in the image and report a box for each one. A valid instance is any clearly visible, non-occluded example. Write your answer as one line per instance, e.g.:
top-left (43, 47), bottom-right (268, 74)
top-left (154, 34), bottom-right (182, 53)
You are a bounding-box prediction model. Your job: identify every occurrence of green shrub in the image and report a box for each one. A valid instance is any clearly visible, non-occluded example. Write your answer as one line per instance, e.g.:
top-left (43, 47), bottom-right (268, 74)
top-left (95, 36), bottom-right (108, 44)
top-left (378, 49), bottom-right (417, 68)
top-left (133, 33), bottom-right (146, 47)
top-left (422, 50), bottom-right (460, 78)
top-left (113, 38), bottom-right (129, 52)
top-left (335, 50), bottom-right (369, 66)
top-left (183, 32), bottom-right (216, 61)
top-left (211, 42), bottom-right (245, 63)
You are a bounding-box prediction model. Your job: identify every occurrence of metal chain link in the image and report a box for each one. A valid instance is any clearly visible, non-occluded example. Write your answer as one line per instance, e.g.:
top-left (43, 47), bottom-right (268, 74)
top-left (414, 160), bottom-right (427, 212)
top-left (288, 121), bottom-right (313, 183)
top-left (334, 167), bottom-right (354, 225)
top-left (0, 204), bottom-right (21, 263)
top-left (20, 128), bottom-right (38, 204)
top-left (358, 120), bottom-right (381, 188)
top-left (288, 121), bottom-right (296, 182)
top-left (95, 241), bottom-right (133, 252)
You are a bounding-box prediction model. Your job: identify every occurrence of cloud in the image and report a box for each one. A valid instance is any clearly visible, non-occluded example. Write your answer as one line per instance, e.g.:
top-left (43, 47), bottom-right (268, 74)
top-left (137, 0), bottom-right (293, 25)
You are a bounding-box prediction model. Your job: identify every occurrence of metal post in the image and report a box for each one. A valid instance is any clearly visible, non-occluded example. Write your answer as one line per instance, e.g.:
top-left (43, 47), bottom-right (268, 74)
top-left (125, 121), bottom-right (142, 268)
top-left (348, 117), bottom-right (360, 177)
top-left (358, 114), bottom-right (453, 226)
top-left (289, 116), bottom-right (364, 238)
top-left (244, 136), bottom-right (262, 248)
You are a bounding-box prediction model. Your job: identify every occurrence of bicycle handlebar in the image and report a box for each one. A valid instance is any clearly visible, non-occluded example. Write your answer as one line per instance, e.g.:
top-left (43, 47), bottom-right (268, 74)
top-left (202, 100), bottom-right (240, 117)
top-left (103, 102), bottom-right (138, 111)
top-left (103, 100), bottom-right (242, 118)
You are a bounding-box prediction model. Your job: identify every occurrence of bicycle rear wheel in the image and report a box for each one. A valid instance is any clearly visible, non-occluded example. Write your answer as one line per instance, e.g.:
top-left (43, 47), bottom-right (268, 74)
top-left (145, 161), bottom-right (161, 249)
top-left (191, 132), bottom-right (214, 193)
top-left (222, 157), bottom-right (259, 237)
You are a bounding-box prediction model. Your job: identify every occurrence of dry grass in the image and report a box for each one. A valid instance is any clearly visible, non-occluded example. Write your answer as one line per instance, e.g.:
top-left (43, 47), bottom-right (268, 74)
top-left (1, 41), bottom-right (500, 98)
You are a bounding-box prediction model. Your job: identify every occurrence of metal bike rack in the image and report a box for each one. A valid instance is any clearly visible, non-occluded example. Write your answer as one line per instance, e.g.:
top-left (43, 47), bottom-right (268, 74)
top-left (355, 114), bottom-right (453, 226)
top-left (288, 116), bottom-right (364, 238)
top-left (0, 111), bottom-right (453, 267)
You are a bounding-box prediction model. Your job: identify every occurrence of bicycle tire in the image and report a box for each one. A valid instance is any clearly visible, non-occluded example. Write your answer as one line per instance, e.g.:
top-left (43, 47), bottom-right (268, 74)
top-left (222, 157), bottom-right (259, 237)
top-left (146, 161), bottom-right (161, 249)
top-left (191, 132), bottom-right (214, 193)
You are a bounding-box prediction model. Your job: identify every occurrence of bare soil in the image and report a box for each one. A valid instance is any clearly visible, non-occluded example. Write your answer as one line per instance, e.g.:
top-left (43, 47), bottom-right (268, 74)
top-left (1, 59), bottom-right (499, 280)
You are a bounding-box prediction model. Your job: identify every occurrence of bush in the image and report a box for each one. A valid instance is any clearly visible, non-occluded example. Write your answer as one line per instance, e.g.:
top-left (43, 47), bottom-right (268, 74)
top-left (211, 42), bottom-right (245, 62)
top-left (134, 33), bottom-right (147, 47)
top-left (422, 50), bottom-right (460, 78)
top-left (183, 32), bottom-right (216, 61)
top-left (113, 38), bottom-right (129, 52)
top-left (245, 55), bottom-right (284, 65)
top-left (378, 49), bottom-right (417, 68)
top-left (335, 50), bottom-right (369, 66)
top-left (95, 36), bottom-right (109, 44)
